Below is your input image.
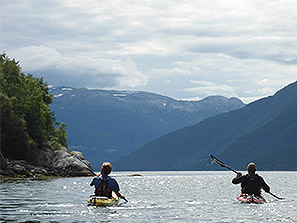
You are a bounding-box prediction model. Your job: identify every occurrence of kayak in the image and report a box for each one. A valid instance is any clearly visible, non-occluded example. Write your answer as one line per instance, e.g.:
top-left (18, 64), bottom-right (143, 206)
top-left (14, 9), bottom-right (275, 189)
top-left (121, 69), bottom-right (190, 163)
top-left (87, 192), bottom-right (119, 207)
top-left (237, 194), bottom-right (265, 204)
top-left (237, 194), bottom-right (266, 204)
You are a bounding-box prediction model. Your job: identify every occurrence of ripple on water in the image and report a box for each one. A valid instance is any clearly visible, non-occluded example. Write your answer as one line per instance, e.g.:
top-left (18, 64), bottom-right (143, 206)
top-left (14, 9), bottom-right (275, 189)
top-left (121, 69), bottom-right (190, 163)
top-left (0, 171), bottom-right (296, 222)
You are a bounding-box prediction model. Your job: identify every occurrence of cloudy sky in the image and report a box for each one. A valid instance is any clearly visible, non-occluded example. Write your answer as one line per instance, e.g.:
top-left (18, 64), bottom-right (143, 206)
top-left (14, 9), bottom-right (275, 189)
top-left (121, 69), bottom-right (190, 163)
top-left (1, 0), bottom-right (297, 103)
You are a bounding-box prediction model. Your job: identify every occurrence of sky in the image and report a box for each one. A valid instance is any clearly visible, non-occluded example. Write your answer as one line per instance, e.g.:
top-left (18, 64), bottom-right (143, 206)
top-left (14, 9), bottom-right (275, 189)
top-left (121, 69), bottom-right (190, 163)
top-left (1, 0), bottom-right (297, 103)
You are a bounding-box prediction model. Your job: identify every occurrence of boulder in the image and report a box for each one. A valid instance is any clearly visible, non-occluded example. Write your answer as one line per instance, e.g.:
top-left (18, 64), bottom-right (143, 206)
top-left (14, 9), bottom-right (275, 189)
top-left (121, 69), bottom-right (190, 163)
top-left (12, 164), bottom-right (27, 174)
top-left (52, 149), bottom-right (92, 176)
top-left (0, 146), bottom-right (93, 178)
top-left (71, 151), bottom-right (93, 169)
top-left (12, 164), bottom-right (33, 177)
top-left (0, 155), bottom-right (15, 177)
top-left (70, 151), bottom-right (84, 160)
top-left (34, 149), bottom-right (52, 169)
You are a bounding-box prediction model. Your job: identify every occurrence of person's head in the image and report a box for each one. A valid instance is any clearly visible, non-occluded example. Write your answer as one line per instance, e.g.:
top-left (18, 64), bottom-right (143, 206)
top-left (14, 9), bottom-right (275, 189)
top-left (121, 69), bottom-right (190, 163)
top-left (101, 162), bottom-right (112, 176)
top-left (247, 163), bottom-right (256, 174)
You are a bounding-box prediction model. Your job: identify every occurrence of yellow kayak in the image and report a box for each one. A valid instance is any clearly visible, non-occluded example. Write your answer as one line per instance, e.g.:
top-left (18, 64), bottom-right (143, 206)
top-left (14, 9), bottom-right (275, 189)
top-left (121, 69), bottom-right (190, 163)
top-left (87, 192), bottom-right (119, 207)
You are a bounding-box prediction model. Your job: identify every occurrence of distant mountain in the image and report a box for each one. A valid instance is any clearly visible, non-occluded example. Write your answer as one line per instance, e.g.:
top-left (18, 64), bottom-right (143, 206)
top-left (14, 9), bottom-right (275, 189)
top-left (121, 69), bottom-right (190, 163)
top-left (49, 87), bottom-right (244, 168)
top-left (113, 81), bottom-right (297, 171)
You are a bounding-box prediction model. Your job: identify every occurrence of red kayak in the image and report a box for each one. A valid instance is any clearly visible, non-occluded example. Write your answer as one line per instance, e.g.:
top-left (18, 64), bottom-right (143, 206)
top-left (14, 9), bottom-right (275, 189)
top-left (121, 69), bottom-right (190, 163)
top-left (237, 194), bottom-right (266, 204)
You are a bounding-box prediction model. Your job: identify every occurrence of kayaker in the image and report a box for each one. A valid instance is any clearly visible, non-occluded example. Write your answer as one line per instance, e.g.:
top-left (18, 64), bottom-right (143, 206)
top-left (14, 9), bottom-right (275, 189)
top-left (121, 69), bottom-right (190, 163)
top-left (232, 163), bottom-right (270, 196)
top-left (90, 162), bottom-right (125, 200)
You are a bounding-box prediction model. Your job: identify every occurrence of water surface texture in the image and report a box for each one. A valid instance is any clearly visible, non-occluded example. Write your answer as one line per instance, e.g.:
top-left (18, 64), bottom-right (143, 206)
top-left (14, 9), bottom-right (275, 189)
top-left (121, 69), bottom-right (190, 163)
top-left (1, 171), bottom-right (296, 222)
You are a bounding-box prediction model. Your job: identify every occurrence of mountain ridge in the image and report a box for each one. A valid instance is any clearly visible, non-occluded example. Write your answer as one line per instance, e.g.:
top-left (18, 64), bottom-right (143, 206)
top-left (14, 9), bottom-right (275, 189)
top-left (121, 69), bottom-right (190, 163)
top-left (49, 86), bottom-right (245, 168)
top-left (113, 81), bottom-right (297, 171)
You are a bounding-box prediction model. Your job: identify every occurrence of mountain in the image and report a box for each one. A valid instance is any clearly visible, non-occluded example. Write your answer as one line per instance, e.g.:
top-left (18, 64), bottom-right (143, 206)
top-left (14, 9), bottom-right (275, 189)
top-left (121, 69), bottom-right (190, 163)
top-left (49, 87), bottom-right (245, 168)
top-left (113, 81), bottom-right (297, 171)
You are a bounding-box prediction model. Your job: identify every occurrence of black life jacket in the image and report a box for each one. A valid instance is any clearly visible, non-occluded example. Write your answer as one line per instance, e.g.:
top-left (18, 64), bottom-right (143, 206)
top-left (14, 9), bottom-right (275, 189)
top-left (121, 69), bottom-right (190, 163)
top-left (95, 176), bottom-right (112, 198)
top-left (242, 174), bottom-right (262, 195)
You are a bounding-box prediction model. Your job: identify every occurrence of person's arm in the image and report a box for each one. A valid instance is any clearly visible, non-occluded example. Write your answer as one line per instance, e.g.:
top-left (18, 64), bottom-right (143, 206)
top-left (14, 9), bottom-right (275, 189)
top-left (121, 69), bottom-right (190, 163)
top-left (90, 178), bottom-right (95, 186)
top-left (111, 179), bottom-right (125, 199)
top-left (232, 172), bottom-right (242, 184)
top-left (261, 177), bottom-right (270, 193)
top-left (115, 191), bottom-right (126, 199)
top-left (90, 176), bottom-right (99, 186)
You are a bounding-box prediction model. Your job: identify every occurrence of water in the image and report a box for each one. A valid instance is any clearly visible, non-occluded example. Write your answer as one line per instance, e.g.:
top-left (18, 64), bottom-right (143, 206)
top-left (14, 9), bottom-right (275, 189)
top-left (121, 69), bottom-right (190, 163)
top-left (1, 171), bottom-right (296, 222)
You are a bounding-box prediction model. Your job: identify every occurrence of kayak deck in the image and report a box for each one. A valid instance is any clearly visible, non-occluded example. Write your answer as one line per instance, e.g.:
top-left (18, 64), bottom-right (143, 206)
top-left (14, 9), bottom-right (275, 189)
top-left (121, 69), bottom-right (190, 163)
top-left (87, 192), bottom-right (119, 207)
top-left (237, 194), bottom-right (266, 204)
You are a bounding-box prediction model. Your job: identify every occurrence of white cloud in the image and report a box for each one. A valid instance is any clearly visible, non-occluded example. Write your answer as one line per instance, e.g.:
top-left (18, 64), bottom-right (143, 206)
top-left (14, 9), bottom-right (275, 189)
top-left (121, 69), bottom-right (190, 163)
top-left (184, 81), bottom-right (237, 98)
top-left (149, 68), bottom-right (193, 77)
top-left (1, 0), bottom-right (297, 103)
top-left (9, 45), bottom-right (147, 88)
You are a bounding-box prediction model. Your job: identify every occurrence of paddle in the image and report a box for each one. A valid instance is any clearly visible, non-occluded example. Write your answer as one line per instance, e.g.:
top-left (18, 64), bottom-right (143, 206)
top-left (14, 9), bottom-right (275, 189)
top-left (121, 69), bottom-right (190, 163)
top-left (73, 155), bottom-right (97, 176)
top-left (209, 154), bottom-right (238, 174)
top-left (209, 154), bottom-right (285, 200)
top-left (267, 192), bottom-right (284, 200)
top-left (73, 155), bottom-right (128, 202)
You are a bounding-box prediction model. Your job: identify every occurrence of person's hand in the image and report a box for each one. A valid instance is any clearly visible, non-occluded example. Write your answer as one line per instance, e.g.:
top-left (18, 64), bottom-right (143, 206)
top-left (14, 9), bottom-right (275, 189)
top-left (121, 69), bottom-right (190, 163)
top-left (236, 172), bottom-right (242, 178)
top-left (120, 195), bottom-right (128, 202)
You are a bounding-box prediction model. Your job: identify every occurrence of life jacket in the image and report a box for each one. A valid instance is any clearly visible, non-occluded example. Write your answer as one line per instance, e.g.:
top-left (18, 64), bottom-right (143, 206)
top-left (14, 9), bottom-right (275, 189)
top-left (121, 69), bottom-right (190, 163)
top-left (242, 174), bottom-right (262, 195)
top-left (95, 176), bottom-right (112, 198)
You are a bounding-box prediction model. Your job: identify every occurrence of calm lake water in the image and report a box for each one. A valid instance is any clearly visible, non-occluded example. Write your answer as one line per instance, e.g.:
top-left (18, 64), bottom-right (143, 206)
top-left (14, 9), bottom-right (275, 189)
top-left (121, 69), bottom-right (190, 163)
top-left (1, 171), bottom-right (296, 222)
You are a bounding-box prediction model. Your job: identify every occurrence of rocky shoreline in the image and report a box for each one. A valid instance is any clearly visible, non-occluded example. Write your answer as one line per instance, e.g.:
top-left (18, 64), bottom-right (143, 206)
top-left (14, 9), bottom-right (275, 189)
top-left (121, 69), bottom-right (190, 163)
top-left (0, 147), bottom-right (94, 179)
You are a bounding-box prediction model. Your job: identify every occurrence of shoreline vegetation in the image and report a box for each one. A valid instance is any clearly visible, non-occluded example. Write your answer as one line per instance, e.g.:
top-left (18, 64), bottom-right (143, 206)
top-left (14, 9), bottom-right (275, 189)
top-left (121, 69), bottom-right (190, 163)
top-left (0, 54), bottom-right (93, 179)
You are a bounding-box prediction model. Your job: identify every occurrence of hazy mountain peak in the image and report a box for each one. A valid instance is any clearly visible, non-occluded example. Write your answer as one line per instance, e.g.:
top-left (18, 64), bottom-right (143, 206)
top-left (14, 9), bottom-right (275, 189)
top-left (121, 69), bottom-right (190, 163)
top-left (50, 86), bottom-right (245, 168)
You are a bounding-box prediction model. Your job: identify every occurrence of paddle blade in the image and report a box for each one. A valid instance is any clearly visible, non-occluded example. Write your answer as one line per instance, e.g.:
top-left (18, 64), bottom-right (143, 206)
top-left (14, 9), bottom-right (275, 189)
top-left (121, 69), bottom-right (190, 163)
top-left (73, 155), bottom-right (96, 176)
top-left (209, 154), bottom-right (227, 168)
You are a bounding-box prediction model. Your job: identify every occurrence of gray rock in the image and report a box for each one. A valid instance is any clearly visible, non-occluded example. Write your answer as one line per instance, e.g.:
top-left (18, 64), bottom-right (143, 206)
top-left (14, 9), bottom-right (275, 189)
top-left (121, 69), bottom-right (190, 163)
top-left (34, 150), bottom-right (52, 168)
top-left (53, 149), bottom-right (71, 161)
top-left (1, 145), bottom-right (93, 178)
top-left (40, 168), bottom-right (49, 176)
top-left (12, 164), bottom-right (32, 177)
top-left (0, 155), bottom-right (15, 177)
top-left (71, 151), bottom-right (93, 170)
top-left (13, 160), bottom-right (29, 166)
top-left (51, 149), bottom-right (92, 176)
top-left (70, 151), bottom-right (84, 160)
top-left (12, 164), bottom-right (26, 174)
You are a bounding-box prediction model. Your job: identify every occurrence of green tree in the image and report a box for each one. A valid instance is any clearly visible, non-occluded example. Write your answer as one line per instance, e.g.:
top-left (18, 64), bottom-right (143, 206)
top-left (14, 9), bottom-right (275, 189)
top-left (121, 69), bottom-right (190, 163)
top-left (0, 53), bottom-right (69, 162)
